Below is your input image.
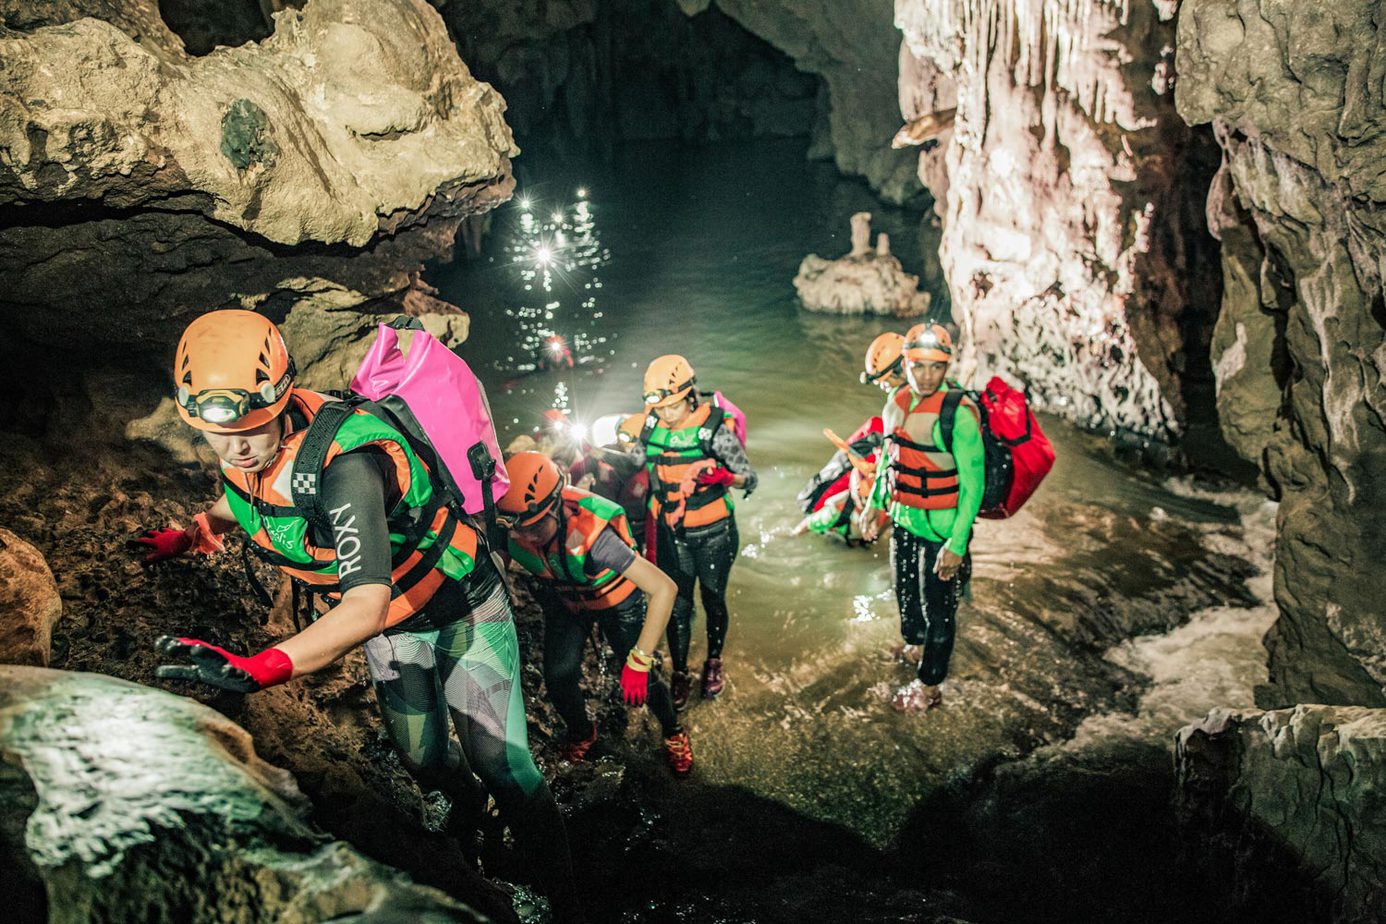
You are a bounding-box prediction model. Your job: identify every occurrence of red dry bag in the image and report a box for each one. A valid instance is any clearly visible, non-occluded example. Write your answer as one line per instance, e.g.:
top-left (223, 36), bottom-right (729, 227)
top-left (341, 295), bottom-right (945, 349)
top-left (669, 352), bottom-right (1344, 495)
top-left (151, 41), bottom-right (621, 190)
top-left (941, 376), bottom-right (1054, 519)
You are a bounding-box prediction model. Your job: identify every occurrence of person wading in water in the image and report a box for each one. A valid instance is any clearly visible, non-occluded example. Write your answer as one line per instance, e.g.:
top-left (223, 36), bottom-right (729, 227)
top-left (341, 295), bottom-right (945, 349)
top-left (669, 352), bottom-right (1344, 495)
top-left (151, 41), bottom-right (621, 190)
top-left (862, 323), bottom-right (984, 712)
top-left (630, 355), bottom-right (756, 709)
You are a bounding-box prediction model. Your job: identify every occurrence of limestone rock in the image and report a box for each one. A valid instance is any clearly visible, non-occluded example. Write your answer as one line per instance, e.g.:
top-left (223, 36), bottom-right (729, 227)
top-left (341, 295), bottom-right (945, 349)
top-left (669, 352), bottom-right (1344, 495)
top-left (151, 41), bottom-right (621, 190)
top-left (1176, 0), bottom-right (1386, 705)
top-left (793, 251), bottom-right (930, 318)
top-left (0, 0), bottom-right (512, 371)
top-left (896, 0), bottom-right (1222, 439)
top-left (1175, 706), bottom-right (1386, 920)
top-left (0, 531), bottom-right (61, 667)
top-left (0, 666), bottom-right (491, 922)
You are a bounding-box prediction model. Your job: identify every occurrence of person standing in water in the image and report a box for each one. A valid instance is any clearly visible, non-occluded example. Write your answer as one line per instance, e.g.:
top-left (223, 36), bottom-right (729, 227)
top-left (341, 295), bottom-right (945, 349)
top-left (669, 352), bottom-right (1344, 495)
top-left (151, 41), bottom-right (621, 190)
top-left (631, 355), bottom-right (756, 709)
top-left (498, 451), bottom-right (694, 774)
top-left (862, 323), bottom-right (984, 712)
top-left (137, 310), bottom-right (584, 922)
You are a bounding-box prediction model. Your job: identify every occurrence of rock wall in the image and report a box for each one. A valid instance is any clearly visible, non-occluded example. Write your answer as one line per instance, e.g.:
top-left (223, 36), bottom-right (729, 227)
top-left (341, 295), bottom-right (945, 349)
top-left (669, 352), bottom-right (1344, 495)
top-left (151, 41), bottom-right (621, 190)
top-left (432, 0), bottom-right (919, 203)
top-left (0, 666), bottom-right (495, 923)
top-left (0, 0), bottom-right (513, 390)
top-left (709, 1), bottom-right (922, 204)
top-left (895, 0), bottom-right (1223, 440)
top-left (1176, 706), bottom-right (1386, 921)
top-left (0, 530), bottom-right (61, 668)
top-left (1176, 0), bottom-right (1386, 706)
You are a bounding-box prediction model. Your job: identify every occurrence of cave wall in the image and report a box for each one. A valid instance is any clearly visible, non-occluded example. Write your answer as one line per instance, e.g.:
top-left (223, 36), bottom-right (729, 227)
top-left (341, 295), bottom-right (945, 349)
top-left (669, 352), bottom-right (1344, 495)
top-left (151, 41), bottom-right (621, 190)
top-left (895, 0), bottom-right (1223, 441)
top-left (432, 0), bottom-right (920, 203)
top-left (0, 0), bottom-right (514, 393)
top-left (1176, 0), bottom-right (1386, 707)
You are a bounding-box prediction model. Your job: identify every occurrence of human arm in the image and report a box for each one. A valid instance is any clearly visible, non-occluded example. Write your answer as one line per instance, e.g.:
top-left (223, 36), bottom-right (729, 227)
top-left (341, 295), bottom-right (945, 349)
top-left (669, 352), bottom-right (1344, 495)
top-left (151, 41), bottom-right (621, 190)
top-left (706, 422), bottom-right (757, 493)
top-left (936, 397), bottom-right (985, 577)
top-left (155, 451), bottom-right (397, 689)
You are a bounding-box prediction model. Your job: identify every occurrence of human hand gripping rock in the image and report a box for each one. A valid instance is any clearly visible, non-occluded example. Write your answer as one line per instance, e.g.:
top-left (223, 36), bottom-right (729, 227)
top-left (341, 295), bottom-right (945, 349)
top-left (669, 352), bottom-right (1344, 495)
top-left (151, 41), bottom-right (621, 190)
top-left (155, 636), bottom-right (294, 693)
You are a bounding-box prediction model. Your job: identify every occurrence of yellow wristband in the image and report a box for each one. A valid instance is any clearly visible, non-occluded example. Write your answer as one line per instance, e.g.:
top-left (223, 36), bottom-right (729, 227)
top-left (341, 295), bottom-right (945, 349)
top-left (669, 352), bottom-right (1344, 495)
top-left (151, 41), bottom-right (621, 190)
top-left (625, 648), bottom-right (652, 672)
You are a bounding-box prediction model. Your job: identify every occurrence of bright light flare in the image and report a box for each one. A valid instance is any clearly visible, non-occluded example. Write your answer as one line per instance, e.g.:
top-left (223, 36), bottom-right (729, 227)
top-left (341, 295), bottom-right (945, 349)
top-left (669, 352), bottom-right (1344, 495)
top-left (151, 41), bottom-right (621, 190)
top-left (576, 187), bottom-right (588, 199)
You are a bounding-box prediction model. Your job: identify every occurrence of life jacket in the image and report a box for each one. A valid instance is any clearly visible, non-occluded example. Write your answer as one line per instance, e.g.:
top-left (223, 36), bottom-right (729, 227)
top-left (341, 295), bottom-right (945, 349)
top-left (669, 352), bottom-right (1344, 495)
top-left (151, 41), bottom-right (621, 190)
top-left (639, 399), bottom-right (733, 530)
top-left (507, 487), bottom-right (638, 613)
top-left (883, 386), bottom-right (979, 510)
top-left (221, 389), bottom-right (479, 628)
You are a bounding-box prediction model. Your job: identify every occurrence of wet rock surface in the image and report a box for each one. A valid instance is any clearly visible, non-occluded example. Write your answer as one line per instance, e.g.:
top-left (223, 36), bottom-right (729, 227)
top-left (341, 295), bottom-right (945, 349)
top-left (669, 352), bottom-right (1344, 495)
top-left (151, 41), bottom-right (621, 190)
top-left (0, 529), bottom-right (62, 667)
top-left (0, 665), bottom-right (495, 924)
top-left (896, 0), bottom-right (1223, 440)
top-left (1176, 0), bottom-right (1386, 707)
top-left (1175, 705), bottom-right (1386, 922)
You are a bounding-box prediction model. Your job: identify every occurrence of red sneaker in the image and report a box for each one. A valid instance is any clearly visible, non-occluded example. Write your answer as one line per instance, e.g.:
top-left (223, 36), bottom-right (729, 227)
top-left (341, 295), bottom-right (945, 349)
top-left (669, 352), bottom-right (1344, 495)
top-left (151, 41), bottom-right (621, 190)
top-left (559, 722), bottom-right (598, 762)
top-left (671, 670), bottom-right (692, 711)
top-left (701, 658), bottom-right (725, 699)
top-left (664, 730), bottom-right (694, 775)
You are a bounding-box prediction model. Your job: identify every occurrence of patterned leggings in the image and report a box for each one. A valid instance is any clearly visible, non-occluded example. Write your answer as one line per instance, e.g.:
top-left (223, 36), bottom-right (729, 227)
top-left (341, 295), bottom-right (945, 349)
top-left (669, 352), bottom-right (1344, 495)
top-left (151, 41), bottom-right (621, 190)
top-left (362, 576), bottom-right (579, 919)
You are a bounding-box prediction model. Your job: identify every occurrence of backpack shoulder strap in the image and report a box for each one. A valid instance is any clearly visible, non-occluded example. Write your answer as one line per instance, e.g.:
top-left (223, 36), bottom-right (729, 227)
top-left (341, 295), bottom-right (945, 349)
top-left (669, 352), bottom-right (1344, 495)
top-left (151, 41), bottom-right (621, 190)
top-left (290, 401), bottom-right (356, 540)
top-left (939, 389), bottom-right (966, 454)
top-left (638, 412), bottom-right (658, 447)
top-left (699, 405), bottom-right (726, 457)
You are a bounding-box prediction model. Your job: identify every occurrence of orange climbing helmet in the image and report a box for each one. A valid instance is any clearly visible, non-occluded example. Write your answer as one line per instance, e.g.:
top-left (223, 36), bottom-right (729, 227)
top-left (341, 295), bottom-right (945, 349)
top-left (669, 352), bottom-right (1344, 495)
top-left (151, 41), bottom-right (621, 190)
top-left (643, 355), bottom-right (697, 408)
top-left (861, 332), bottom-right (905, 384)
top-left (498, 451), bottom-right (565, 527)
top-left (902, 323), bottom-right (953, 363)
top-left (174, 309), bottom-right (296, 433)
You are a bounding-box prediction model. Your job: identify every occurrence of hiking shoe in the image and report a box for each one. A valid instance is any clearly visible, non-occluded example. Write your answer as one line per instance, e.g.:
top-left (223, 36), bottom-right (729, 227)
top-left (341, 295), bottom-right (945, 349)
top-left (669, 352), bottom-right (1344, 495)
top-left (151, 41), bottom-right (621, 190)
top-left (558, 723), bottom-right (598, 762)
top-left (664, 730), bottom-right (694, 775)
top-left (671, 670), bottom-right (692, 711)
top-left (701, 658), bottom-right (725, 699)
top-left (890, 680), bottom-right (942, 713)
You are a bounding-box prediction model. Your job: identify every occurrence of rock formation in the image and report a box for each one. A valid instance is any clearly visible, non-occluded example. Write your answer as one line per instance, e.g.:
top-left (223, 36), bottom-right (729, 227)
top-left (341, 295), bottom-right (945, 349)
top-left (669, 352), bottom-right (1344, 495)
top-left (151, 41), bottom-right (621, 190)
top-left (1176, 706), bottom-right (1386, 921)
top-left (1176, 0), bottom-right (1386, 707)
top-left (0, 0), bottom-right (514, 386)
top-left (895, 0), bottom-right (1222, 439)
top-left (0, 531), bottom-right (62, 667)
top-left (0, 666), bottom-right (493, 923)
top-left (795, 211), bottom-right (931, 317)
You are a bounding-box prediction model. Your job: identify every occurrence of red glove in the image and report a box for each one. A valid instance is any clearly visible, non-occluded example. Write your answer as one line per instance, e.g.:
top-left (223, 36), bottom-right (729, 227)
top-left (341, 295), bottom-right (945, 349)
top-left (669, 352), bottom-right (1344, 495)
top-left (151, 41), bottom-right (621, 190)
top-left (620, 648), bottom-right (652, 705)
top-left (696, 467), bottom-right (737, 487)
top-left (129, 527), bottom-right (192, 563)
top-left (154, 636), bottom-right (294, 692)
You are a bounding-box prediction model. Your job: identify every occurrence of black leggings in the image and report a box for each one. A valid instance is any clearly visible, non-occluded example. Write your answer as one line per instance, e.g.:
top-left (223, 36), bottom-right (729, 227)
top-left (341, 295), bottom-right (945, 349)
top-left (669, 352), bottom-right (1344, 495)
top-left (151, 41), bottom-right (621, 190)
top-left (890, 526), bottom-right (972, 686)
top-left (542, 592), bottom-right (682, 737)
top-left (659, 517), bottom-right (739, 673)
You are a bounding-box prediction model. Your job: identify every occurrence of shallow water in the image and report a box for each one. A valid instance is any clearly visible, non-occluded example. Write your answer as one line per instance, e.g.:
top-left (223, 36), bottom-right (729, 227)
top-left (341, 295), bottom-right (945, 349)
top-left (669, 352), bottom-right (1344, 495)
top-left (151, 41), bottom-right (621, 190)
top-left (435, 139), bottom-right (1267, 851)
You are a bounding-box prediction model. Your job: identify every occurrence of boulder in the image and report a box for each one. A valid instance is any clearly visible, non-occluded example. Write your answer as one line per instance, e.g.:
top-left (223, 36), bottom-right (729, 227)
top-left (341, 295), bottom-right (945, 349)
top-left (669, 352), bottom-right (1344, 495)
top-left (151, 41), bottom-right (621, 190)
top-left (0, 530), bottom-right (62, 667)
top-left (1175, 706), bottom-right (1386, 921)
top-left (0, 0), bottom-right (513, 369)
top-left (0, 666), bottom-right (493, 923)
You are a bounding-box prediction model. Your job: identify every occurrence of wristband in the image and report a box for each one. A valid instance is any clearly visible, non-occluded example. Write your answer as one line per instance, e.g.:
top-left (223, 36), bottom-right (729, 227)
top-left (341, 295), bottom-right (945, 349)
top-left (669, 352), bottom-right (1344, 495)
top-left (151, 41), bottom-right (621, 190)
top-left (625, 648), bottom-right (653, 672)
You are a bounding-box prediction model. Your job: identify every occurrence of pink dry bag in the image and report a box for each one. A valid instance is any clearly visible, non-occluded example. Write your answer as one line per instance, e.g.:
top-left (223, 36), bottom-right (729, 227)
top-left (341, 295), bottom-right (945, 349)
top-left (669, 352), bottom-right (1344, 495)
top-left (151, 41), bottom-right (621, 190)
top-left (350, 319), bottom-right (509, 515)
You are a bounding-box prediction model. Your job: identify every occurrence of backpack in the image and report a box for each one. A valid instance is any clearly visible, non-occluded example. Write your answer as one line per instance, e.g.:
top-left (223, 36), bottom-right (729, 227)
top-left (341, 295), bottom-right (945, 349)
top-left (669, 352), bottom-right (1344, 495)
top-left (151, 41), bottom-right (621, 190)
top-left (291, 317), bottom-right (509, 547)
top-left (796, 417), bottom-right (882, 514)
top-left (939, 376), bottom-right (1054, 519)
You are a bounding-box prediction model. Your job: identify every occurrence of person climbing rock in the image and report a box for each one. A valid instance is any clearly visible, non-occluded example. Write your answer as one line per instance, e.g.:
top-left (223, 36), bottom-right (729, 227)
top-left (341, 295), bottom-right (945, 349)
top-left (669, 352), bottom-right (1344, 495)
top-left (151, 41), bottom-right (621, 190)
top-left (861, 323), bottom-right (984, 713)
top-left (629, 355), bottom-right (755, 709)
top-left (499, 452), bottom-right (692, 775)
top-left (793, 462), bottom-right (888, 546)
top-left (136, 310), bottom-right (584, 922)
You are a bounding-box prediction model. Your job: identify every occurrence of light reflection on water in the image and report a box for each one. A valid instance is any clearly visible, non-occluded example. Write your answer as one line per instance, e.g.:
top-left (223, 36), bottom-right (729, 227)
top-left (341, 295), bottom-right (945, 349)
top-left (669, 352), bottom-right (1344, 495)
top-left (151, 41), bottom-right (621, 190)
top-left (435, 139), bottom-right (1265, 845)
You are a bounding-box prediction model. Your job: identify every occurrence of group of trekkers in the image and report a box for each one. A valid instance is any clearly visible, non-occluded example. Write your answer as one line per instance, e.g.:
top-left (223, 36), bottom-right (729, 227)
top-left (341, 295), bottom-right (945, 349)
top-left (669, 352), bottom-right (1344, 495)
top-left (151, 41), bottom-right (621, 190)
top-left (135, 310), bottom-right (978, 922)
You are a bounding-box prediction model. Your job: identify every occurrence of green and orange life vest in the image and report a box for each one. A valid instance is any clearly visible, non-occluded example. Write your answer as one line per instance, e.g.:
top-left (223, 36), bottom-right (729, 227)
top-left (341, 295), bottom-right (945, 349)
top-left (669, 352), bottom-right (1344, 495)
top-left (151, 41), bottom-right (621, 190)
top-left (221, 389), bottom-right (479, 627)
top-left (507, 487), bottom-right (638, 612)
top-left (640, 402), bottom-right (733, 530)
